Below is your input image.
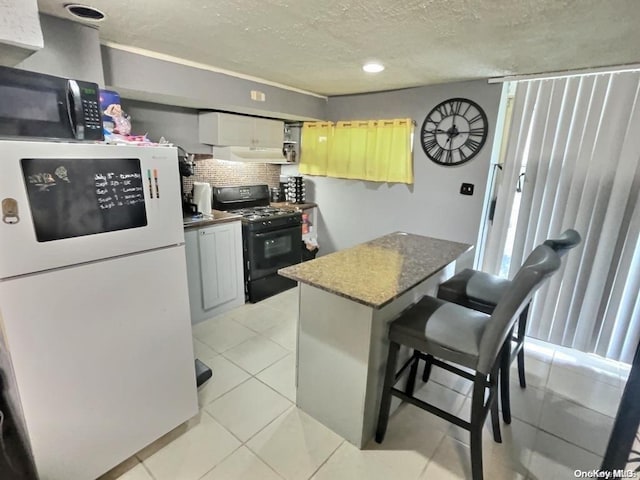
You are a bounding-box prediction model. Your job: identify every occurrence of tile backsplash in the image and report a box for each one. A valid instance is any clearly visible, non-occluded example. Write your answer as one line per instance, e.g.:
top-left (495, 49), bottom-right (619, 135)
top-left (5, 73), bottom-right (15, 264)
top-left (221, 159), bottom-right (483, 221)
top-left (182, 155), bottom-right (281, 195)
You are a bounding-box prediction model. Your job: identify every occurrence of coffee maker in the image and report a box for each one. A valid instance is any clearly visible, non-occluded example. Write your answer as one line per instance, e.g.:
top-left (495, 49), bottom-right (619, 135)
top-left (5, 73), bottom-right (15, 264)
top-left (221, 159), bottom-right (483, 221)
top-left (177, 146), bottom-right (198, 215)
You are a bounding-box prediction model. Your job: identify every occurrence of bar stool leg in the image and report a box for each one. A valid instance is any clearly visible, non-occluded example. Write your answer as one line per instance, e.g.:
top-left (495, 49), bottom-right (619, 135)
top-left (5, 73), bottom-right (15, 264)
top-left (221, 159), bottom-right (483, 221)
top-left (470, 373), bottom-right (486, 480)
top-left (405, 350), bottom-right (419, 396)
top-left (376, 341), bottom-right (400, 443)
top-left (490, 363), bottom-right (502, 443)
top-left (500, 332), bottom-right (513, 424)
top-left (517, 304), bottom-right (530, 388)
top-left (422, 354), bottom-right (434, 382)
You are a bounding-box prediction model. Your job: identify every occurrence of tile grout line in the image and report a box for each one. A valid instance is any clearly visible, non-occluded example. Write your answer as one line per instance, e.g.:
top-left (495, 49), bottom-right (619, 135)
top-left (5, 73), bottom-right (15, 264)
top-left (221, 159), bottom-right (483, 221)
top-left (196, 404), bottom-right (293, 479)
top-left (541, 385), bottom-right (618, 420)
top-left (533, 422), bottom-right (608, 458)
top-left (253, 370), bottom-right (297, 403)
top-left (417, 426), bottom-right (450, 479)
top-left (202, 345), bottom-right (297, 439)
top-left (530, 423), bottom-right (605, 461)
top-left (194, 442), bottom-right (244, 480)
top-left (534, 389), bottom-right (612, 457)
top-left (219, 346), bottom-right (290, 377)
top-left (201, 378), bottom-right (293, 443)
top-left (304, 439), bottom-right (345, 480)
top-left (549, 360), bottom-right (623, 388)
top-left (139, 458), bottom-right (156, 480)
top-left (137, 408), bottom-right (243, 480)
top-left (242, 406), bottom-right (300, 473)
top-left (541, 380), bottom-right (620, 419)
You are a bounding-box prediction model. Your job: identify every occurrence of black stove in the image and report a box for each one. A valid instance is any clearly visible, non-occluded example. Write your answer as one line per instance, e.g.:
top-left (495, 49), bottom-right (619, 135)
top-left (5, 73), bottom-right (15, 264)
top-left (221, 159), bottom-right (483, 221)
top-left (228, 206), bottom-right (289, 218)
top-left (228, 206), bottom-right (302, 234)
top-left (213, 185), bottom-right (302, 303)
top-left (230, 206), bottom-right (297, 220)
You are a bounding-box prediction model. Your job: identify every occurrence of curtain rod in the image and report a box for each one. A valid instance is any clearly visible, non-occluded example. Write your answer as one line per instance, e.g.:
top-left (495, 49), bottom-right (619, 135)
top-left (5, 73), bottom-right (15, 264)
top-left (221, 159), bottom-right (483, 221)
top-left (488, 63), bottom-right (640, 84)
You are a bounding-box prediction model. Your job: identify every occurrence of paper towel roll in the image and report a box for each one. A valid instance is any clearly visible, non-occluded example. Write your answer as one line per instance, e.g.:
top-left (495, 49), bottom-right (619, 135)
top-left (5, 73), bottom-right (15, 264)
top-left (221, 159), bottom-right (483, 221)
top-left (193, 182), bottom-right (212, 215)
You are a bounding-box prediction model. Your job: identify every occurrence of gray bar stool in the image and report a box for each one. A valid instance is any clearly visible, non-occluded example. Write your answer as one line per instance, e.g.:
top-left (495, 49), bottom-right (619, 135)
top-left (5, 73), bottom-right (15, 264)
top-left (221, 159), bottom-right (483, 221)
top-left (436, 229), bottom-right (581, 423)
top-left (375, 245), bottom-right (561, 480)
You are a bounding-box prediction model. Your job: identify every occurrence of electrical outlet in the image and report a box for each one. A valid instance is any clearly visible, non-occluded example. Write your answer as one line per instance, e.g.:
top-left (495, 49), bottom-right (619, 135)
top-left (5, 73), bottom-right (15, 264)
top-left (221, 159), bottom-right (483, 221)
top-left (250, 90), bottom-right (266, 102)
top-left (460, 183), bottom-right (474, 196)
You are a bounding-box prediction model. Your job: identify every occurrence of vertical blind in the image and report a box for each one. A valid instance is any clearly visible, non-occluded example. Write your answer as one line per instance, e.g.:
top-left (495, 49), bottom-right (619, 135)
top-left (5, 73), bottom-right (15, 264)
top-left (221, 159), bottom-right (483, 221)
top-left (298, 119), bottom-right (413, 184)
top-left (484, 71), bottom-right (640, 363)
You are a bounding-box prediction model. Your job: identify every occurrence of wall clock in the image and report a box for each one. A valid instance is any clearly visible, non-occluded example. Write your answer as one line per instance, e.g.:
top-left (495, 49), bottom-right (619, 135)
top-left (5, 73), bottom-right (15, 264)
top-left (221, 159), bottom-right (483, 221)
top-left (420, 98), bottom-right (488, 166)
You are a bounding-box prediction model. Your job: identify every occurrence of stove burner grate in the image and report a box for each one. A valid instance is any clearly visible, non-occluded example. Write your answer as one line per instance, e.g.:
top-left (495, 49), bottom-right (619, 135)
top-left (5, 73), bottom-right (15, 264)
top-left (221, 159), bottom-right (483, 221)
top-left (229, 207), bottom-right (296, 221)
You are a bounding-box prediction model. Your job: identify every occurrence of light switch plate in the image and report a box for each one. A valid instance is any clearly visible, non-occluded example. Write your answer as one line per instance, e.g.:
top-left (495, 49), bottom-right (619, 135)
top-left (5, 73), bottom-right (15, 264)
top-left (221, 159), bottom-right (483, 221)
top-left (460, 183), bottom-right (474, 196)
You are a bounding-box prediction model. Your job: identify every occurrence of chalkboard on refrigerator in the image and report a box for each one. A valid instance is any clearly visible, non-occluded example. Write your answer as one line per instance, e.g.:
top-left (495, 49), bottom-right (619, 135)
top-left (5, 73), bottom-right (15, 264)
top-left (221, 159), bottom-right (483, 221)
top-left (21, 157), bottom-right (148, 242)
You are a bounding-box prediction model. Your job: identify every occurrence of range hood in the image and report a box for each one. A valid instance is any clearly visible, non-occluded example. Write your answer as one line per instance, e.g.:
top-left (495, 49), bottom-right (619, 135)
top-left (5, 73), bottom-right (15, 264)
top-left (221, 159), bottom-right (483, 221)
top-left (211, 146), bottom-right (287, 163)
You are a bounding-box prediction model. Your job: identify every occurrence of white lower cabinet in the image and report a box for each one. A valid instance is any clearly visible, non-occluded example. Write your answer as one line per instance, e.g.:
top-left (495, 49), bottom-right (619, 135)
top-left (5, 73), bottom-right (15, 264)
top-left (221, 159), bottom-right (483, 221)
top-left (185, 221), bottom-right (245, 324)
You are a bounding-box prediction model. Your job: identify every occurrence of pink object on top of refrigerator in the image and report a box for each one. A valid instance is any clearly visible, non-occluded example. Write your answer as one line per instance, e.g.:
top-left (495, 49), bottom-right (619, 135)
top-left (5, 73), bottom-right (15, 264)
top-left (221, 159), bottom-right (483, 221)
top-left (0, 140), bottom-right (197, 480)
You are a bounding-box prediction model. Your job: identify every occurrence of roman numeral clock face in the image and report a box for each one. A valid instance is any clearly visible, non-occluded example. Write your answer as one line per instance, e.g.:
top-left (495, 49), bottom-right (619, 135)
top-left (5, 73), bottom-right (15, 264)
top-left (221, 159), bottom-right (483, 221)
top-left (420, 98), bottom-right (488, 166)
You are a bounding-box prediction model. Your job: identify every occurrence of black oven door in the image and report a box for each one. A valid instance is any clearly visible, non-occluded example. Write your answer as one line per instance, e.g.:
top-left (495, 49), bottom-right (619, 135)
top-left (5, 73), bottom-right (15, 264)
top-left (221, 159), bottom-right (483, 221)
top-left (246, 225), bottom-right (302, 280)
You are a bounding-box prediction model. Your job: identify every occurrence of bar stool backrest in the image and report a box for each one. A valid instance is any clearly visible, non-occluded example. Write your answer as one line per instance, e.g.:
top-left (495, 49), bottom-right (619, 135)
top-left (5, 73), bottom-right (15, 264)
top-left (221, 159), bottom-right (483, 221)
top-left (543, 229), bottom-right (582, 257)
top-left (476, 245), bottom-right (561, 374)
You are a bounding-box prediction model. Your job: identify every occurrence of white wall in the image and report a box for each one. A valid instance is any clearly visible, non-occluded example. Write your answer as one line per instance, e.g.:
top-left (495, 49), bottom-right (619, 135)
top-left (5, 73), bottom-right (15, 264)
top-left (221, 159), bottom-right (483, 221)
top-left (283, 79), bottom-right (502, 255)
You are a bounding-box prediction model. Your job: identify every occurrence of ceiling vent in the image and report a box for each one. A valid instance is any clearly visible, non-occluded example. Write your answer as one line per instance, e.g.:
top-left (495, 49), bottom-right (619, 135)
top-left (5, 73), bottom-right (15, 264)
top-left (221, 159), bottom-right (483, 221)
top-left (64, 4), bottom-right (106, 22)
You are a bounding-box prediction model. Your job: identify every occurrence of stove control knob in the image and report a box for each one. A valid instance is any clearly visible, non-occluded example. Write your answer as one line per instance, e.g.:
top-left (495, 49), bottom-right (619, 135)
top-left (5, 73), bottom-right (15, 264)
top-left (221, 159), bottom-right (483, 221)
top-left (268, 221), bottom-right (272, 224)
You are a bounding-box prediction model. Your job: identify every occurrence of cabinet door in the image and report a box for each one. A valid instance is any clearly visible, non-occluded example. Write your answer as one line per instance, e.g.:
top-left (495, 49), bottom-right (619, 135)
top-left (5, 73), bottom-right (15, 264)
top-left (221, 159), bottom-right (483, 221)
top-left (253, 118), bottom-right (284, 148)
top-left (198, 224), bottom-right (238, 310)
top-left (216, 113), bottom-right (255, 146)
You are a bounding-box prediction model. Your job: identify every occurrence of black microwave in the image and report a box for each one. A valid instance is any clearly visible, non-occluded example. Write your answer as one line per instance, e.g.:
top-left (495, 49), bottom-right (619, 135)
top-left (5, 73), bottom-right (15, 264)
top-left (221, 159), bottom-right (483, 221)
top-left (0, 66), bottom-right (103, 141)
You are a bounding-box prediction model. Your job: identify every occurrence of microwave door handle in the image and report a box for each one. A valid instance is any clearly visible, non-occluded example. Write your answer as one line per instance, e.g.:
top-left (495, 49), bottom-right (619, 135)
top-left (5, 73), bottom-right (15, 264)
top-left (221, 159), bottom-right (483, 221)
top-left (67, 80), bottom-right (84, 140)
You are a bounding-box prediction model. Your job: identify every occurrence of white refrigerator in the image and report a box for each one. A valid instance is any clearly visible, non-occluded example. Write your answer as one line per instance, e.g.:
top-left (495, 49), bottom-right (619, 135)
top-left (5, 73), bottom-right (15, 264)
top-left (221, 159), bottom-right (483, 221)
top-left (0, 141), bottom-right (198, 479)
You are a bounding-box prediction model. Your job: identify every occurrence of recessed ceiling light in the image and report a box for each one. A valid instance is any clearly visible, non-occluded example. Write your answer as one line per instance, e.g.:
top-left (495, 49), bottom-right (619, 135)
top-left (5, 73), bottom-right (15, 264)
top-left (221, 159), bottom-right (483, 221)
top-left (363, 62), bottom-right (385, 74)
top-left (64, 4), bottom-right (106, 22)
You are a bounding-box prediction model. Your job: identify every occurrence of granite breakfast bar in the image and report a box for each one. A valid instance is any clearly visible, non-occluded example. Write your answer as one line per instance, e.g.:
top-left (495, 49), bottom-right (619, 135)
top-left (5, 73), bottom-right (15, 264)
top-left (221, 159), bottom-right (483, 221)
top-left (278, 232), bottom-right (472, 448)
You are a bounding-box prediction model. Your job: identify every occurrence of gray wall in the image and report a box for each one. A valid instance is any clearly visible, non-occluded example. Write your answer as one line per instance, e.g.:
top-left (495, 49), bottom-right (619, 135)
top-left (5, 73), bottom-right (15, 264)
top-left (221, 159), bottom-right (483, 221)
top-left (17, 14), bottom-right (104, 85)
top-left (286, 80), bottom-right (503, 254)
top-left (121, 100), bottom-right (211, 154)
top-left (101, 46), bottom-right (327, 122)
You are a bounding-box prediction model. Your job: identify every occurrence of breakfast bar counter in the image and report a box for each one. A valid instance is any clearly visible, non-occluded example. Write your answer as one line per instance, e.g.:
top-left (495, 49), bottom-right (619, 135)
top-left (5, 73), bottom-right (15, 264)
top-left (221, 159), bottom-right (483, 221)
top-left (279, 232), bottom-right (472, 447)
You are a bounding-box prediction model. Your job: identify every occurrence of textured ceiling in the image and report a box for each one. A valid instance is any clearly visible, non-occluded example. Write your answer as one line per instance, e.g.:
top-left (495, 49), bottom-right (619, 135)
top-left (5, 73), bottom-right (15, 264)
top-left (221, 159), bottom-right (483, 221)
top-left (37, 0), bottom-right (640, 96)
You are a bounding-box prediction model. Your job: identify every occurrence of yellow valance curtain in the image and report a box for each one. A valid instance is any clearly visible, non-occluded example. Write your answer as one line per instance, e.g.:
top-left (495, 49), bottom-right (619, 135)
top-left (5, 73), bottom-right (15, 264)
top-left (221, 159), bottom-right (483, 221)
top-left (298, 122), bottom-right (332, 176)
top-left (299, 118), bottom-right (413, 184)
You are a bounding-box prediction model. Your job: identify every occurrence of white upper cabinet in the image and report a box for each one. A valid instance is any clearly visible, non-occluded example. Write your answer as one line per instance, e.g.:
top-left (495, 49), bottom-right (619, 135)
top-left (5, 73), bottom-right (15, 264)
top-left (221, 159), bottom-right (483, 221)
top-left (199, 112), bottom-right (284, 148)
top-left (253, 117), bottom-right (285, 147)
top-left (0, 0), bottom-right (43, 66)
top-left (212, 113), bottom-right (254, 146)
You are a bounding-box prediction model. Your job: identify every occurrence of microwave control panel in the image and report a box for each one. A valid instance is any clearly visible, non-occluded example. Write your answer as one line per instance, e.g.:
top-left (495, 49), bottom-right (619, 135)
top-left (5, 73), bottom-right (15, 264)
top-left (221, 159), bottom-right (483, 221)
top-left (78, 82), bottom-right (103, 139)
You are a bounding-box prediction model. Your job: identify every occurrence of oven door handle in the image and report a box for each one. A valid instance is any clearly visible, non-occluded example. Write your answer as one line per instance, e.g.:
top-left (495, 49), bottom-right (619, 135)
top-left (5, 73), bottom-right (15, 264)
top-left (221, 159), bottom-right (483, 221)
top-left (254, 226), bottom-right (301, 239)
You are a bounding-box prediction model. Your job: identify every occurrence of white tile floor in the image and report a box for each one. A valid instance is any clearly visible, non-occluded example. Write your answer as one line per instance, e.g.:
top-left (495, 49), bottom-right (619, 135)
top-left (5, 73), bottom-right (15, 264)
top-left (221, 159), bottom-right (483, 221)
top-left (100, 288), bottom-right (627, 480)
